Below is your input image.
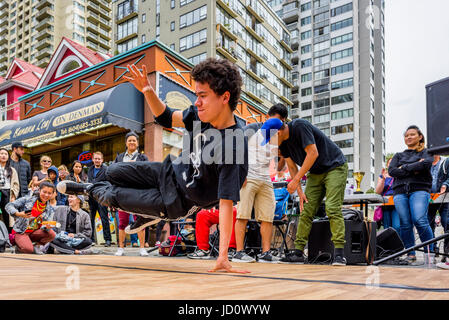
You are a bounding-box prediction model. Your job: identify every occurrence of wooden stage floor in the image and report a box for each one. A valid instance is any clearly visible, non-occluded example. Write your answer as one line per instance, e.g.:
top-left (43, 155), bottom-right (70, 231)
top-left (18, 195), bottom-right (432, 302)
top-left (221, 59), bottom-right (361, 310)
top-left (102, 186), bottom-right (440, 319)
top-left (1, 253), bottom-right (448, 300)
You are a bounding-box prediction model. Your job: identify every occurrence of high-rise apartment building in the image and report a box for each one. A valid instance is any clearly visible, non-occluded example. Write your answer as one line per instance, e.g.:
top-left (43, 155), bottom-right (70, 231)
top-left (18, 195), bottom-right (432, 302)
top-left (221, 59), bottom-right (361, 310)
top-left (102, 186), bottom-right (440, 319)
top-left (0, 0), bottom-right (113, 76)
top-left (269, 0), bottom-right (386, 190)
top-left (112, 0), bottom-right (294, 112)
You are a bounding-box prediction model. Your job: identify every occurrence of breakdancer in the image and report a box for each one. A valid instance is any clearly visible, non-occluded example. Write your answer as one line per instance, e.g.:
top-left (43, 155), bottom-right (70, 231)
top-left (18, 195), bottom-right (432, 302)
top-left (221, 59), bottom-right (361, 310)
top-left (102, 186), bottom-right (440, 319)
top-left (58, 58), bottom-right (252, 273)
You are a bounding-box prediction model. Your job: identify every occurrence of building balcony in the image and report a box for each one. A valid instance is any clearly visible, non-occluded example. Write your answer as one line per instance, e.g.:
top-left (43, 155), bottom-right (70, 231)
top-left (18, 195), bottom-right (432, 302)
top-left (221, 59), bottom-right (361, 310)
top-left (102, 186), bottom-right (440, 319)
top-left (280, 76), bottom-right (294, 88)
top-left (36, 0), bottom-right (54, 10)
top-left (246, 0), bottom-right (264, 23)
top-left (35, 37), bottom-right (52, 51)
top-left (0, 1), bottom-right (7, 12)
top-left (0, 17), bottom-right (7, 27)
top-left (246, 65), bottom-right (263, 84)
top-left (115, 32), bottom-right (138, 44)
top-left (246, 47), bottom-right (263, 63)
top-left (291, 36), bottom-right (299, 50)
top-left (243, 89), bottom-right (263, 104)
top-left (244, 25), bottom-right (264, 43)
top-left (36, 17), bottom-right (53, 32)
top-left (217, 0), bottom-right (238, 18)
top-left (35, 28), bottom-right (53, 41)
top-left (280, 57), bottom-right (292, 70)
top-left (36, 6), bottom-right (54, 21)
top-left (218, 24), bottom-right (238, 41)
top-left (99, 17), bottom-right (112, 30)
top-left (291, 93), bottom-right (299, 102)
top-left (280, 95), bottom-right (293, 106)
top-left (0, 27), bottom-right (7, 37)
top-left (313, 4), bottom-right (329, 16)
top-left (282, 8), bottom-right (299, 24)
top-left (0, 55), bottom-right (7, 63)
top-left (86, 41), bottom-right (99, 51)
top-left (116, 6), bottom-right (138, 24)
top-left (37, 57), bottom-right (51, 68)
top-left (0, 36), bottom-right (6, 45)
top-left (216, 45), bottom-right (238, 63)
top-left (36, 47), bottom-right (53, 60)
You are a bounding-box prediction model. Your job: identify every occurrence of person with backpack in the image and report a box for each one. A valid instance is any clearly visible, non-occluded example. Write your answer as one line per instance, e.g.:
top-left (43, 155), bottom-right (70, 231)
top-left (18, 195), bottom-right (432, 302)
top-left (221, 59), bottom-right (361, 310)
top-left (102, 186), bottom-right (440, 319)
top-left (233, 104), bottom-right (288, 264)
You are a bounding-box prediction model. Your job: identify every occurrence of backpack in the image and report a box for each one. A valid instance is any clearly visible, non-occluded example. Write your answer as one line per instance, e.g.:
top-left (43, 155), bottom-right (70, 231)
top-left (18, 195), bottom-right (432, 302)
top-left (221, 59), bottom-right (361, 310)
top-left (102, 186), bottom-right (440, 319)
top-left (273, 187), bottom-right (290, 220)
top-left (158, 235), bottom-right (187, 256)
top-left (0, 220), bottom-right (10, 253)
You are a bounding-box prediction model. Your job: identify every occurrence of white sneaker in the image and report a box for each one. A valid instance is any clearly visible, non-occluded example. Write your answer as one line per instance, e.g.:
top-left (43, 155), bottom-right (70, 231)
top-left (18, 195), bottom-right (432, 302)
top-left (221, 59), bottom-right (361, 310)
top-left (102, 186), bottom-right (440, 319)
top-left (436, 262), bottom-right (449, 270)
top-left (115, 248), bottom-right (125, 256)
top-left (140, 248), bottom-right (149, 257)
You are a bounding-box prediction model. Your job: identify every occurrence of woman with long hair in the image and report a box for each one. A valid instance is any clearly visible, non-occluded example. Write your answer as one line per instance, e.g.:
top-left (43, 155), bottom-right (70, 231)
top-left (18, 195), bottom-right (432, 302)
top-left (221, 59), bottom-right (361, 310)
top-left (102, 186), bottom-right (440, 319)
top-left (68, 160), bottom-right (88, 183)
top-left (31, 155), bottom-right (52, 187)
top-left (0, 148), bottom-right (19, 233)
top-left (388, 125), bottom-right (434, 264)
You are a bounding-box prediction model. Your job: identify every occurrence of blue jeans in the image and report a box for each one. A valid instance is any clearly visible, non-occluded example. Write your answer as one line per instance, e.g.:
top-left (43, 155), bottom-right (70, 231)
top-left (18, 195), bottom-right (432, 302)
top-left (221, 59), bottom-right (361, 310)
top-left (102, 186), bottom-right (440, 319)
top-left (394, 191), bottom-right (434, 256)
top-left (382, 207), bottom-right (401, 236)
top-left (428, 203), bottom-right (449, 252)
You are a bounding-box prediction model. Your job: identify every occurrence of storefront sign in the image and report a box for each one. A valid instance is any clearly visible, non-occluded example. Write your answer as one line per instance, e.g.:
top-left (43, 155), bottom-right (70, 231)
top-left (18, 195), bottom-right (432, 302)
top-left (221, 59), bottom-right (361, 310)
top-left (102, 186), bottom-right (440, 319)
top-left (78, 151), bottom-right (93, 164)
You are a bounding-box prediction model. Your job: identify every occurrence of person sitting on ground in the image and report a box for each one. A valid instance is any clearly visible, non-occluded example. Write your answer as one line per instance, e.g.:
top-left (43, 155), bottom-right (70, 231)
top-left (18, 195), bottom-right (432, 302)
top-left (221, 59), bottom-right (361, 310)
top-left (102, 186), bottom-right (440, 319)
top-left (6, 181), bottom-right (56, 254)
top-left (31, 155), bottom-right (52, 187)
top-left (57, 58), bottom-right (249, 273)
top-left (51, 195), bottom-right (93, 255)
top-left (188, 207), bottom-right (237, 259)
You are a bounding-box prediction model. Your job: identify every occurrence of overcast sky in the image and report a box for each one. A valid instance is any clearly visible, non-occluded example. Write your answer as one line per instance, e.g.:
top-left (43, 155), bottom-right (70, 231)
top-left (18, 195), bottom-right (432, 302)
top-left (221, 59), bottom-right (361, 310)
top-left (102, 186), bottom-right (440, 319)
top-left (385, 0), bottom-right (449, 153)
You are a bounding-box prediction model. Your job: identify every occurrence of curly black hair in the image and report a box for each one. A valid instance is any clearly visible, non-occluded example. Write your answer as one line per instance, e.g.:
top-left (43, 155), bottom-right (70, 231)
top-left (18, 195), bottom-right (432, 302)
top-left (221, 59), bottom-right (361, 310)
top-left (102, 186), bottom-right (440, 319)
top-left (191, 58), bottom-right (242, 111)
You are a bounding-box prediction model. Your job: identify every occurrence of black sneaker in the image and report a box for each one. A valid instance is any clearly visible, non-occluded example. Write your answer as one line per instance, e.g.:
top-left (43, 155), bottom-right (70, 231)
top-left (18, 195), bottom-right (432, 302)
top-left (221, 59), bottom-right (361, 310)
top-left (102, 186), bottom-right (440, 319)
top-left (258, 251), bottom-right (281, 264)
top-left (279, 250), bottom-right (305, 264)
top-left (104, 240), bottom-right (111, 247)
top-left (57, 180), bottom-right (91, 195)
top-left (332, 255), bottom-right (347, 266)
top-left (125, 216), bottom-right (159, 234)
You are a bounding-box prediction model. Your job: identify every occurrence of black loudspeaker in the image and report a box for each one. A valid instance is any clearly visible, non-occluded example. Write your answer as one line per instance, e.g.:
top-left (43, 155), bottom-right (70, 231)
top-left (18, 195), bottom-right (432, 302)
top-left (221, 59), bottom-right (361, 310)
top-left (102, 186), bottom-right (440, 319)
top-left (308, 219), bottom-right (377, 265)
top-left (426, 77), bottom-right (449, 155)
top-left (376, 227), bottom-right (404, 258)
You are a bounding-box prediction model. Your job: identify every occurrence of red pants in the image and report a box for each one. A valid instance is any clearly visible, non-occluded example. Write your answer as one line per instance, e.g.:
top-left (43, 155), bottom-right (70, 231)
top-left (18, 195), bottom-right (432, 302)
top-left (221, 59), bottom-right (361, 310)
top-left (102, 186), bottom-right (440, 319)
top-left (15, 229), bottom-right (56, 254)
top-left (195, 207), bottom-right (237, 251)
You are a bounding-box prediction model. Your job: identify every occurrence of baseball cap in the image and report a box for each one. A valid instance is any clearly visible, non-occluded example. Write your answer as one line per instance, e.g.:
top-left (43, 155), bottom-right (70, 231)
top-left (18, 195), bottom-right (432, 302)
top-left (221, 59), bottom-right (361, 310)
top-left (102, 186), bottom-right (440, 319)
top-left (260, 118), bottom-right (283, 146)
top-left (12, 141), bottom-right (24, 149)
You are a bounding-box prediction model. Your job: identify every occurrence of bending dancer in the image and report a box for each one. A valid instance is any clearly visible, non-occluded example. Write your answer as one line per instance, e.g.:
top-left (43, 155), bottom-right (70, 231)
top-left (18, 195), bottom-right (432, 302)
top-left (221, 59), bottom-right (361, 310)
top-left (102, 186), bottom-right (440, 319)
top-left (58, 58), bottom-right (249, 273)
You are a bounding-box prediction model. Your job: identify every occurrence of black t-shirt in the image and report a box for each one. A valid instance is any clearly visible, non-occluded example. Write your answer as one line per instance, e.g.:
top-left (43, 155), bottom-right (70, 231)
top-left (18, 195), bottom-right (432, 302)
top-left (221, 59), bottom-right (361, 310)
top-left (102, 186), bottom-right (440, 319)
top-left (66, 209), bottom-right (77, 234)
top-left (280, 119), bottom-right (346, 174)
top-left (158, 106), bottom-right (248, 209)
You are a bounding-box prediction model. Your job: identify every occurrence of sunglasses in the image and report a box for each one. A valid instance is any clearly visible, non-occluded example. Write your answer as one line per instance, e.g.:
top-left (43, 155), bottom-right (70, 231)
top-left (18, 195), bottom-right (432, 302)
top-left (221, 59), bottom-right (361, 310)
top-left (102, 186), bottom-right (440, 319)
top-left (42, 160), bottom-right (52, 163)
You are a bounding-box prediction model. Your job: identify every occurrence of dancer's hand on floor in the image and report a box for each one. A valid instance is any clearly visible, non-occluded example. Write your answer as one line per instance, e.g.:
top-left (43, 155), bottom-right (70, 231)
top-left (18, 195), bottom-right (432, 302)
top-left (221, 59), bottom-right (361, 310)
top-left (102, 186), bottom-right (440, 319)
top-left (208, 257), bottom-right (251, 274)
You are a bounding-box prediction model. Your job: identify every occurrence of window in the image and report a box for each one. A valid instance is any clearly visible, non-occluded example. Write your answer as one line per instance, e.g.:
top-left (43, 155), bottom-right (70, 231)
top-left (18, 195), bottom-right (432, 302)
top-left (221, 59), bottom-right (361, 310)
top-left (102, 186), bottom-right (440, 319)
top-left (302, 102), bottom-right (312, 110)
top-left (142, 13), bottom-right (146, 23)
top-left (188, 52), bottom-right (207, 65)
top-left (331, 18), bottom-right (353, 32)
top-left (315, 98), bottom-right (330, 109)
top-left (142, 34), bottom-right (146, 44)
top-left (334, 139), bottom-right (354, 149)
top-left (180, 0), bottom-right (195, 6)
top-left (301, 73), bottom-right (312, 82)
top-left (0, 94), bottom-right (7, 122)
top-left (314, 84), bottom-right (329, 94)
top-left (301, 30), bottom-right (311, 40)
top-left (301, 2), bottom-right (311, 11)
top-left (117, 17), bottom-right (138, 41)
top-left (117, 37), bottom-right (138, 54)
top-left (301, 16), bottom-right (311, 26)
top-left (331, 78), bottom-right (353, 90)
top-left (331, 63), bottom-right (353, 75)
top-left (301, 59), bottom-right (312, 68)
top-left (301, 45), bottom-right (311, 54)
top-left (171, 0), bottom-right (175, 8)
top-left (331, 93), bottom-right (353, 105)
top-left (332, 124), bottom-right (354, 135)
top-left (117, 0), bottom-right (138, 20)
top-left (180, 5), bottom-right (207, 29)
top-left (171, 21), bottom-right (175, 31)
top-left (345, 154), bottom-right (354, 163)
top-left (331, 48), bottom-right (353, 61)
top-left (331, 33), bottom-right (353, 46)
top-left (314, 114), bottom-right (330, 124)
top-left (179, 29), bottom-right (207, 51)
top-left (55, 56), bottom-right (83, 78)
top-left (301, 87), bottom-right (312, 96)
top-left (332, 108), bottom-right (354, 120)
top-left (331, 2), bottom-right (353, 17)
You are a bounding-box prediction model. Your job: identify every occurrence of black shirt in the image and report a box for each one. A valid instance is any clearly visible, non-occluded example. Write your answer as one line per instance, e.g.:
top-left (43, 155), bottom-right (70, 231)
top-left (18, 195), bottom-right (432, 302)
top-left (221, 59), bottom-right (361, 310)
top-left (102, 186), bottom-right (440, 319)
top-left (66, 209), bottom-right (77, 234)
top-left (157, 106), bottom-right (248, 209)
top-left (280, 119), bottom-right (346, 174)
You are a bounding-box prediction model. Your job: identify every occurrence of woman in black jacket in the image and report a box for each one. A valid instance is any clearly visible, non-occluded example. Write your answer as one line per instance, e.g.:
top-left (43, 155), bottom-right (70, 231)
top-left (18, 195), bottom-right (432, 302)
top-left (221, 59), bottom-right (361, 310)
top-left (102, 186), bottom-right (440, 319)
top-left (114, 132), bottom-right (149, 257)
top-left (388, 125), bottom-right (434, 263)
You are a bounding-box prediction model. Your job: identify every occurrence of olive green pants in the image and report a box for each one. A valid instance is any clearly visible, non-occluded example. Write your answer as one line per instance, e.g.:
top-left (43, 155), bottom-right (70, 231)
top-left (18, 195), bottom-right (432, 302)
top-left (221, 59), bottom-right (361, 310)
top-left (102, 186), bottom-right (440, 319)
top-left (295, 163), bottom-right (348, 251)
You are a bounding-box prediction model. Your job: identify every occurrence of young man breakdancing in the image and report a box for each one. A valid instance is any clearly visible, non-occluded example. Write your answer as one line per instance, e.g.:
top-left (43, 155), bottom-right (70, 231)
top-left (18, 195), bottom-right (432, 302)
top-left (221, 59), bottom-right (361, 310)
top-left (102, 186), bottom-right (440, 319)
top-left (58, 58), bottom-right (250, 273)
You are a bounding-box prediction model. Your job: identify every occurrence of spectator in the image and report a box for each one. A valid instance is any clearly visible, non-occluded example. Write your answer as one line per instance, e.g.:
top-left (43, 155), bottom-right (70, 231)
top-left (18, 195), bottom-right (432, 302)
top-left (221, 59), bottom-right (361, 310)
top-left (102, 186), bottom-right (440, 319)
top-left (49, 188), bottom-right (58, 207)
top-left (6, 181), bottom-right (56, 254)
top-left (428, 155), bottom-right (449, 262)
top-left (388, 125), bottom-right (434, 264)
top-left (31, 155), bottom-right (52, 187)
top-left (233, 116), bottom-right (285, 264)
top-left (87, 152), bottom-right (111, 247)
top-left (188, 207), bottom-right (237, 259)
top-left (68, 160), bottom-right (88, 183)
top-left (51, 195), bottom-right (93, 255)
top-left (56, 165), bottom-right (69, 205)
top-left (0, 148), bottom-right (19, 233)
top-left (10, 142), bottom-right (31, 199)
top-left (375, 157), bottom-right (401, 235)
top-left (114, 132), bottom-right (149, 257)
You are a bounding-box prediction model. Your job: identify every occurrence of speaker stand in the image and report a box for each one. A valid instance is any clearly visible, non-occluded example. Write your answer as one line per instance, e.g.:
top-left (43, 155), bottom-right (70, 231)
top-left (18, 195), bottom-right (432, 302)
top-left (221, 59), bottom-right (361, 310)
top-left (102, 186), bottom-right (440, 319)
top-left (373, 233), bottom-right (449, 265)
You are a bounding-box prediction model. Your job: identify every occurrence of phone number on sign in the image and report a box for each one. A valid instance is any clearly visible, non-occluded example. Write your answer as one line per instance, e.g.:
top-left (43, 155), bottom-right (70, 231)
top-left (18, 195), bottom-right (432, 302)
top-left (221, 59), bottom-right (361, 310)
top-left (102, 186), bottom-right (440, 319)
top-left (66, 118), bottom-right (103, 134)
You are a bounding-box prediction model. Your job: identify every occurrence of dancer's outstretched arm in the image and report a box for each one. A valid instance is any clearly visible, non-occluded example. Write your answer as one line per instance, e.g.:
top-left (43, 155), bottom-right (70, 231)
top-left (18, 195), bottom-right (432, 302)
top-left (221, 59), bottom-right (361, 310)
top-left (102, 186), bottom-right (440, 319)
top-left (208, 199), bottom-right (250, 274)
top-left (124, 64), bottom-right (185, 128)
